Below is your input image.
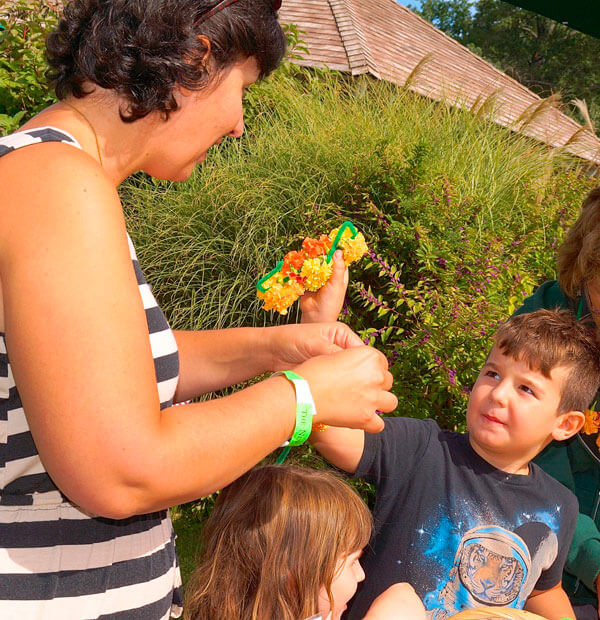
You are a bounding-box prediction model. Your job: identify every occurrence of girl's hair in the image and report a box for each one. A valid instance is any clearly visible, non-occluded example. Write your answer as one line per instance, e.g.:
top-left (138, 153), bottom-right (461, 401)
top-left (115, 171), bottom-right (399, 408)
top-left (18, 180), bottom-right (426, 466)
top-left (184, 465), bottom-right (373, 620)
top-left (46, 0), bottom-right (286, 122)
top-left (557, 187), bottom-right (600, 299)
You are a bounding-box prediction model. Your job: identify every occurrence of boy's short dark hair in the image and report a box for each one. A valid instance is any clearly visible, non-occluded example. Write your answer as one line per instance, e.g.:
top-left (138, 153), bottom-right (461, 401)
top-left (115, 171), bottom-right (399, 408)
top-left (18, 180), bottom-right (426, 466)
top-left (495, 309), bottom-right (600, 413)
top-left (46, 0), bottom-right (286, 122)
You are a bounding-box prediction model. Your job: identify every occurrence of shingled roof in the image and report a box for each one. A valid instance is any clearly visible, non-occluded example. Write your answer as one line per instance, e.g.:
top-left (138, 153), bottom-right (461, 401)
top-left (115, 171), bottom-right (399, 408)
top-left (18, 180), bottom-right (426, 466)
top-left (278, 0), bottom-right (600, 165)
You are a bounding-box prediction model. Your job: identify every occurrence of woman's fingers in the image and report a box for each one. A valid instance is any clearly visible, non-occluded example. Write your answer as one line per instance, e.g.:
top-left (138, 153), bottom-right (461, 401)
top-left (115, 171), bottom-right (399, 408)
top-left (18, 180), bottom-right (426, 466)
top-left (383, 370), bottom-right (394, 392)
top-left (330, 250), bottom-right (348, 287)
top-left (329, 322), bottom-right (365, 349)
top-left (377, 388), bottom-right (398, 414)
top-left (298, 345), bottom-right (396, 432)
top-left (362, 411), bottom-right (386, 434)
top-left (300, 251), bottom-right (348, 323)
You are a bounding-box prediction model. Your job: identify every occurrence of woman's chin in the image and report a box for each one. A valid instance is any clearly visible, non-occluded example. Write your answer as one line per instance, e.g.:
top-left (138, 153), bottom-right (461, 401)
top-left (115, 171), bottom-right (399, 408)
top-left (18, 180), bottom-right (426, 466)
top-left (145, 155), bottom-right (207, 182)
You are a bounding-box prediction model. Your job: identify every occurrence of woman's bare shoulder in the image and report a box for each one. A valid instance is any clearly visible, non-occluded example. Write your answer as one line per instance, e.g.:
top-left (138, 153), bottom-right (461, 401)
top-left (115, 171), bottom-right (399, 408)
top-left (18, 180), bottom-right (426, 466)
top-left (0, 140), bottom-right (123, 255)
top-left (0, 138), bottom-right (117, 198)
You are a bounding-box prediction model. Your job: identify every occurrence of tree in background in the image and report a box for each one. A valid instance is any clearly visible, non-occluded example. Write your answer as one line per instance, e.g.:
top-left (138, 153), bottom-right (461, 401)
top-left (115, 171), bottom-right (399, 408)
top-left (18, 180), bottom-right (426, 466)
top-left (411, 0), bottom-right (600, 132)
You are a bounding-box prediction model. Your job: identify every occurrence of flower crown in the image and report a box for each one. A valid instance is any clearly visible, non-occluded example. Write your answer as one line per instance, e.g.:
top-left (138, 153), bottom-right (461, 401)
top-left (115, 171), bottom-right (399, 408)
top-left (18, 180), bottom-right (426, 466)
top-left (256, 221), bottom-right (368, 314)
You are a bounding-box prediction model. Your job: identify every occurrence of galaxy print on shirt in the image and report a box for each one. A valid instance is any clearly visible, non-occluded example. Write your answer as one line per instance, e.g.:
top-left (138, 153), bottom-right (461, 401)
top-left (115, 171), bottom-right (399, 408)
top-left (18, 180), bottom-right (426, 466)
top-left (417, 502), bottom-right (563, 619)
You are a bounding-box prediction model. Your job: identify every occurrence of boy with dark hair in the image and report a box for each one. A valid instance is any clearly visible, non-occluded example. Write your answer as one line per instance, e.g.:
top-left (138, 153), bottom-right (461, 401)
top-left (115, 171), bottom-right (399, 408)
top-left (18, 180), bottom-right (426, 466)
top-left (312, 309), bottom-right (600, 620)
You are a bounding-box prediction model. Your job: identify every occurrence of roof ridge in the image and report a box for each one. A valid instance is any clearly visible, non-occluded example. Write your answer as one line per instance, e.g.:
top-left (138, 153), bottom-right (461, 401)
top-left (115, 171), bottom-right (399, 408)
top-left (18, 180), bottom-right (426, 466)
top-left (327, 0), bottom-right (380, 77)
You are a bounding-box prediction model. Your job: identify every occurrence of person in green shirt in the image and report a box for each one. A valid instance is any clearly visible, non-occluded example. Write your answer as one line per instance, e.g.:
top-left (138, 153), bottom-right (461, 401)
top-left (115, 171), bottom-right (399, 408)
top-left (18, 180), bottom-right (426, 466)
top-left (514, 186), bottom-right (600, 620)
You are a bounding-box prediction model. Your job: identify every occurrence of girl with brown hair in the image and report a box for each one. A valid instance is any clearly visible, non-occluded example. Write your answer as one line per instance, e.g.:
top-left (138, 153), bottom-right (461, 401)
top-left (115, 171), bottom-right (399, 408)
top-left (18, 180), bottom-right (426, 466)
top-left (184, 465), bottom-right (425, 620)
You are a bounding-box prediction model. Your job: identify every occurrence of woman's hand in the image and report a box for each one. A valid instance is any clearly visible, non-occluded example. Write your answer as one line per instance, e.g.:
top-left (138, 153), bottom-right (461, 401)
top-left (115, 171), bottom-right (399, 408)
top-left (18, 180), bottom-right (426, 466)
top-left (300, 250), bottom-right (348, 323)
top-left (294, 345), bottom-right (396, 433)
top-left (266, 321), bottom-right (364, 370)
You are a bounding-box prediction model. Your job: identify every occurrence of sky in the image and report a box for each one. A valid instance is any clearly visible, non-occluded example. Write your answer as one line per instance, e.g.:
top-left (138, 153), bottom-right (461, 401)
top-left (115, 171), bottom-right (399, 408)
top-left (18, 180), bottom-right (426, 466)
top-left (397, 0), bottom-right (423, 9)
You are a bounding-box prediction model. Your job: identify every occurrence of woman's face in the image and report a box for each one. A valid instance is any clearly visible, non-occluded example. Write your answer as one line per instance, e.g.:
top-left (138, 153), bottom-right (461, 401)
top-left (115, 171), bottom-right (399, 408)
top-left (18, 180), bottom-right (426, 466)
top-left (146, 56), bottom-right (260, 181)
top-left (317, 550), bottom-right (365, 620)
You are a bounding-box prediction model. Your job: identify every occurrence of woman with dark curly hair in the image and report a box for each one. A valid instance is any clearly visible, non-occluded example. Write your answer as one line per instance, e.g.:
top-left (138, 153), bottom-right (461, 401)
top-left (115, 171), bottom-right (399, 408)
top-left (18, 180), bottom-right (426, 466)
top-left (0, 1), bottom-right (396, 618)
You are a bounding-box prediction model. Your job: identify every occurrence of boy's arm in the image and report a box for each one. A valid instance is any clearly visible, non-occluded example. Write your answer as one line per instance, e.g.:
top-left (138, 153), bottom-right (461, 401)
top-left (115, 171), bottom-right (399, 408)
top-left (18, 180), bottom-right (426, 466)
top-left (301, 250), bottom-right (371, 474)
top-left (524, 583), bottom-right (575, 620)
top-left (362, 583), bottom-right (427, 620)
top-left (310, 425), bottom-right (365, 473)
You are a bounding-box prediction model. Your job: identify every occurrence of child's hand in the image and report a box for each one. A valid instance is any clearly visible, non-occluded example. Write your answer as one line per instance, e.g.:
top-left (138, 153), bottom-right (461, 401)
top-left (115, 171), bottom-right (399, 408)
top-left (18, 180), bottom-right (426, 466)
top-left (363, 583), bottom-right (426, 620)
top-left (300, 250), bottom-right (348, 324)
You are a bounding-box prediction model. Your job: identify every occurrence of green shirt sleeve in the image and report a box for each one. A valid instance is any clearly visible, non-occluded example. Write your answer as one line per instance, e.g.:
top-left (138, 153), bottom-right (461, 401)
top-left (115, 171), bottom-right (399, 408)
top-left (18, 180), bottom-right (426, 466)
top-left (513, 280), bottom-right (570, 316)
top-left (566, 513), bottom-right (600, 592)
top-left (519, 282), bottom-right (600, 594)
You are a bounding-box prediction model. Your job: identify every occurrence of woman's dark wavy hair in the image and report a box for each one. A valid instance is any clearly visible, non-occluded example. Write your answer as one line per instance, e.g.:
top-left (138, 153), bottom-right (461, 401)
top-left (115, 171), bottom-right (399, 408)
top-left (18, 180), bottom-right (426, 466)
top-left (46, 0), bottom-right (286, 122)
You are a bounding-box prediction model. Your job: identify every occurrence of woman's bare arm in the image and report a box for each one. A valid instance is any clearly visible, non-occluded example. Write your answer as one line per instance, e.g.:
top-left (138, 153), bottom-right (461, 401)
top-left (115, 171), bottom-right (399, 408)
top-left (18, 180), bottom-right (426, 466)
top-left (0, 144), bottom-right (394, 518)
top-left (173, 319), bottom-right (364, 401)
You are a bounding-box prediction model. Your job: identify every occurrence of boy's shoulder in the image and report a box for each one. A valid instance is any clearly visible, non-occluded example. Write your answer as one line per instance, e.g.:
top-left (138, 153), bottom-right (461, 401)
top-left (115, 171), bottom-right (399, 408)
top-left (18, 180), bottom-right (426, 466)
top-left (359, 416), bottom-right (469, 479)
top-left (372, 416), bottom-right (461, 454)
top-left (358, 416), bottom-right (455, 479)
top-left (529, 460), bottom-right (578, 509)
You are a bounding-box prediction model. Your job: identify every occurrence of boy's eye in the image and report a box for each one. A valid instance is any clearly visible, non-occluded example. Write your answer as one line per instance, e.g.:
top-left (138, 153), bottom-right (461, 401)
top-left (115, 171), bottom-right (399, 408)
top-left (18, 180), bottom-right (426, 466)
top-left (485, 370), bottom-right (499, 380)
top-left (519, 385), bottom-right (535, 397)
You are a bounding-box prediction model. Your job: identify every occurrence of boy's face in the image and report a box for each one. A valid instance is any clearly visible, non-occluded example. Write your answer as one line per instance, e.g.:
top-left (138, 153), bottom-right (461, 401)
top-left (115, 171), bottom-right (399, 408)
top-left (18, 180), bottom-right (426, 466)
top-left (466, 345), bottom-right (580, 473)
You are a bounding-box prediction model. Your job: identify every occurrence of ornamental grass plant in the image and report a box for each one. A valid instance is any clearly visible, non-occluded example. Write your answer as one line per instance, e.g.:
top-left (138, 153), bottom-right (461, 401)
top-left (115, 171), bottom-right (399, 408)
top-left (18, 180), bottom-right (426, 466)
top-left (122, 65), bottom-right (596, 432)
top-left (123, 68), bottom-right (596, 581)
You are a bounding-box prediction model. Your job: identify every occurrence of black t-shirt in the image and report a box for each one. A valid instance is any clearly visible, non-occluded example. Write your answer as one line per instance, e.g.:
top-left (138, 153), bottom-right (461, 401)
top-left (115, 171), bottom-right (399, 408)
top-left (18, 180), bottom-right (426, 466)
top-left (346, 418), bottom-right (578, 620)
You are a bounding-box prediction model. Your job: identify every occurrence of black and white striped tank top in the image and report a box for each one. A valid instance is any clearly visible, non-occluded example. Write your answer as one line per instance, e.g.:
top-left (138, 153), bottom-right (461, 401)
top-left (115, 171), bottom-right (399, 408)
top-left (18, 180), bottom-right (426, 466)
top-left (0, 127), bottom-right (182, 619)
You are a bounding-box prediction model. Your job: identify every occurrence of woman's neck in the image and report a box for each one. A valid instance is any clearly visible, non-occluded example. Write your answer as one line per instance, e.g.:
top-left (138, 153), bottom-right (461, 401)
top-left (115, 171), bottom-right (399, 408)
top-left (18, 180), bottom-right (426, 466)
top-left (22, 89), bottom-right (157, 186)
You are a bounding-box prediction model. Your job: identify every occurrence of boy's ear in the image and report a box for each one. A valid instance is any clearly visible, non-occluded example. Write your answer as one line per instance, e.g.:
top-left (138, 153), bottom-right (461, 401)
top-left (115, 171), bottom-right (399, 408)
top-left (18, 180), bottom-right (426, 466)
top-left (551, 411), bottom-right (585, 441)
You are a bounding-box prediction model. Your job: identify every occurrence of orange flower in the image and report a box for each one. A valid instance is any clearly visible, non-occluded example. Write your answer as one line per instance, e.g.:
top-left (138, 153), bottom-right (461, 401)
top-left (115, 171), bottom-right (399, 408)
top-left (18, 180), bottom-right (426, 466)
top-left (583, 409), bottom-right (600, 435)
top-left (282, 250), bottom-right (305, 274)
top-left (320, 234), bottom-right (333, 248)
top-left (302, 236), bottom-right (330, 258)
top-left (287, 272), bottom-right (307, 286)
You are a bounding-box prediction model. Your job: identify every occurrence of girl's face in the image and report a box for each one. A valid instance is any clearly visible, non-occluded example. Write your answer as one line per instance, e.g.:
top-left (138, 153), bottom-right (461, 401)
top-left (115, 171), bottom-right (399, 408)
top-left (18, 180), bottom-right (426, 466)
top-left (317, 550), bottom-right (365, 620)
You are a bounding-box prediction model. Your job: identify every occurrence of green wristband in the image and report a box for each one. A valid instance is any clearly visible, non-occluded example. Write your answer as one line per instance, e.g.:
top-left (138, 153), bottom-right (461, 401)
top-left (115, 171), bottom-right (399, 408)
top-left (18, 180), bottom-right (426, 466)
top-left (273, 370), bottom-right (317, 447)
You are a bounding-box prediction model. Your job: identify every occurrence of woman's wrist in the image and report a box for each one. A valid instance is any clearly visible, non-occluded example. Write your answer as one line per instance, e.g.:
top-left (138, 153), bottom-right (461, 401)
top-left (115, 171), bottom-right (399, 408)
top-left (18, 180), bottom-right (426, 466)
top-left (268, 374), bottom-right (301, 440)
top-left (262, 324), bottom-right (301, 372)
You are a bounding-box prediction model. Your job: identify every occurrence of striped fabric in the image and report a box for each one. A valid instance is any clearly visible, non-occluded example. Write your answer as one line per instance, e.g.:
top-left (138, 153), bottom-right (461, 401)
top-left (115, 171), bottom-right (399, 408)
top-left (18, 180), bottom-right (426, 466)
top-left (0, 127), bottom-right (182, 619)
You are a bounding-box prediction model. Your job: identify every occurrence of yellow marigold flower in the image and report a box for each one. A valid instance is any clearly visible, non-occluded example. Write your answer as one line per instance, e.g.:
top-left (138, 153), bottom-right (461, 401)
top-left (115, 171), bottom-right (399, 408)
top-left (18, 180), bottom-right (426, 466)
top-left (329, 226), bottom-right (353, 241)
top-left (301, 257), bottom-right (332, 292)
top-left (339, 232), bottom-right (368, 266)
top-left (583, 409), bottom-right (600, 435)
top-left (257, 279), bottom-right (304, 315)
top-left (329, 228), bottom-right (368, 265)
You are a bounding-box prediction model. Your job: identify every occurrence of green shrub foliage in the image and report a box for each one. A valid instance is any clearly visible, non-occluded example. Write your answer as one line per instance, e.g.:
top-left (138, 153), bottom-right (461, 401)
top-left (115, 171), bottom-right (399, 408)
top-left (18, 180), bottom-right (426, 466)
top-left (124, 68), bottom-right (595, 431)
top-left (0, 0), bottom-right (58, 134)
